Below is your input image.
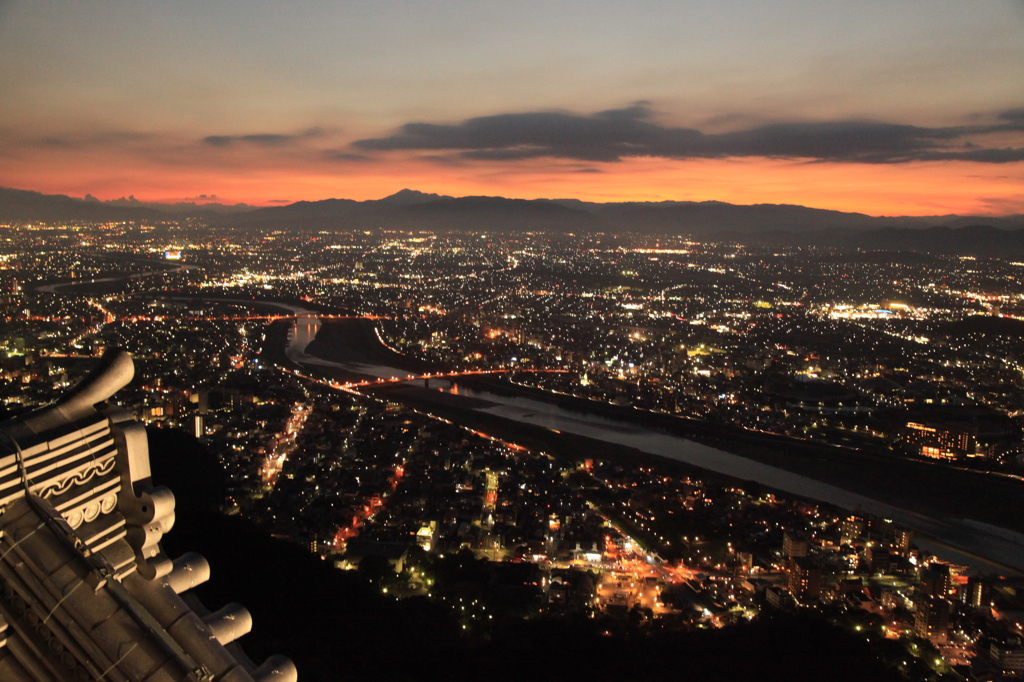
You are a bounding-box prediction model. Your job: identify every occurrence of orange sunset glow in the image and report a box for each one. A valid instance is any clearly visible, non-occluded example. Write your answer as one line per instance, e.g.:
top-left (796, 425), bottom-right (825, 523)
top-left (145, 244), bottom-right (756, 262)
top-left (7, 153), bottom-right (1022, 217)
top-left (1, 1), bottom-right (1021, 217)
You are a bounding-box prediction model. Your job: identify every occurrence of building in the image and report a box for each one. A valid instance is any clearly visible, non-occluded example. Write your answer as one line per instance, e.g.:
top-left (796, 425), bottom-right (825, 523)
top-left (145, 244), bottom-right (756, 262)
top-left (890, 529), bottom-right (912, 554)
top-left (964, 576), bottom-right (992, 609)
top-left (990, 637), bottom-right (1024, 673)
top-left (782, 532), bottom-right (809, 558)
top-left (914, 595), bottom-right (950, 642)
top-left (0, 349), bottom-right (295, 681)
top-left (920, 563), bottom-right (954, 598)
top-left (786, 557), bottom-right (823, 604)
top-left (839, 516), bottom-right (865, 547)
top-left (904, 422), bottom-right (976, 460)
top-left (865, 547), bottom-right (892, 575)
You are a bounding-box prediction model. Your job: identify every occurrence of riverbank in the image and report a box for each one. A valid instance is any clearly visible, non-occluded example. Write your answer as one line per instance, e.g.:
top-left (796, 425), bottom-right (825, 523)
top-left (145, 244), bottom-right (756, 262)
top-left (455, 376), bottom-right (1024, 534)
top-left (364, 380), bottom-right (1024, 573)
top-left (368, 383), bottom-right (735, 485)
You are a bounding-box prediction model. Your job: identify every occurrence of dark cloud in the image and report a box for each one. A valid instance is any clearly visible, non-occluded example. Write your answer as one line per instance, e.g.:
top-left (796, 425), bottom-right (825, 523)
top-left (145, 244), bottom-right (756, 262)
top-left (202, 128), bottom-right (326, 147)
top-left (202, 136), bottom-right (232, 147)
top-left (707, 122), bottom-right (955, 161)
top-left (33, 131), bottom-right (155, 148)
top-left (1000, 108), bottom-right (1024, 121)
top-left (39, 136), bottom-right (71, 147)
top-left (594, 102), bottom-right (654, 121)
top-left (461, 148), bottom-right (551, 161)
top-left (352, 103), bottom-right (1024, 165)
top-left (353, 105), bottom-right (677, 162)
top-left (322, 150), bottom-right (371, 162)
top-left (237, 134), bottom-right (292, 146)
top-left (917, 148), bottom-right (1024, 163)
top-left (203, 133), bottom-right (291, 147)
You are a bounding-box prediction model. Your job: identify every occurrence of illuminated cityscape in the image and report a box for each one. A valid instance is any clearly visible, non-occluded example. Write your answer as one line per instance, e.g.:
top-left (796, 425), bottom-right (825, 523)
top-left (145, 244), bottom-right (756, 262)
top-left (0, 213), bottom-right (1022, 679)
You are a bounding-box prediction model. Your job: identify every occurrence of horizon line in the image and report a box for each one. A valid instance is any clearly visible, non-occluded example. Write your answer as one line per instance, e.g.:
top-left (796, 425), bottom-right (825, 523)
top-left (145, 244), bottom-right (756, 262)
top-left (4, 184), bottom-right (1022, 221)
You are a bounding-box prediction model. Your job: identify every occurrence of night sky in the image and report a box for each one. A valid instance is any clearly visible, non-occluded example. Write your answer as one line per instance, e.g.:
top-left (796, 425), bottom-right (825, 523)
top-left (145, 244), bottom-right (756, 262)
top-left (1, 0), bottom-right (1022, 215)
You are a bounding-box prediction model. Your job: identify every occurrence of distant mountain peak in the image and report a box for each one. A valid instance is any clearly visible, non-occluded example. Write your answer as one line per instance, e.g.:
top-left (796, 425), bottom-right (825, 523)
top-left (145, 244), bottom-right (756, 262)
top-left (376, 189), bottom-right (452, 205)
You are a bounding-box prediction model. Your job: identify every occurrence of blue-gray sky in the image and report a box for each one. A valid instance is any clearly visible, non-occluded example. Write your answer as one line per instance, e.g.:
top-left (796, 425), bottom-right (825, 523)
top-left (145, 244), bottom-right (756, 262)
top-left (1, 0), bottom-right (1022, 214)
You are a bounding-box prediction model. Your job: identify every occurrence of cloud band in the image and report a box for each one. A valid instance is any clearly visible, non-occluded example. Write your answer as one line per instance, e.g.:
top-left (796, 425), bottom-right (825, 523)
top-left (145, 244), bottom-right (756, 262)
top-left (352, 104), bottom-right (1024, 164)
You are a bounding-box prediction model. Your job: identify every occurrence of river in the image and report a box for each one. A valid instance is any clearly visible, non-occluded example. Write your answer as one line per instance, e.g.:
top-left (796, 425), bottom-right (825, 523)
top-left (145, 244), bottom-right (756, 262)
top-left (430, 380), bottom-right (1024, 574)
top-left (285, 314), bottom-right (418, 380)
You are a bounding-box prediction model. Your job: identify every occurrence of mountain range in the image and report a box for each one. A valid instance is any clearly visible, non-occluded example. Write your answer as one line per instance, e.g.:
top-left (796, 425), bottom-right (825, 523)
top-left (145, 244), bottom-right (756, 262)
top-left (2, 186), bottom-right (1023, 256)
